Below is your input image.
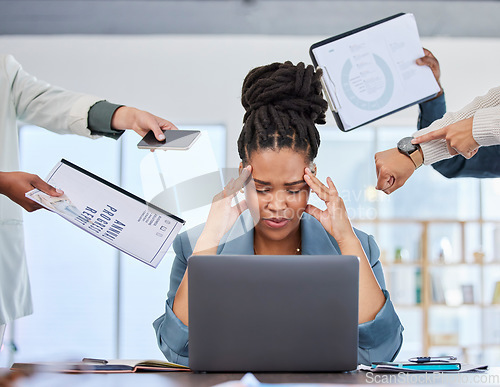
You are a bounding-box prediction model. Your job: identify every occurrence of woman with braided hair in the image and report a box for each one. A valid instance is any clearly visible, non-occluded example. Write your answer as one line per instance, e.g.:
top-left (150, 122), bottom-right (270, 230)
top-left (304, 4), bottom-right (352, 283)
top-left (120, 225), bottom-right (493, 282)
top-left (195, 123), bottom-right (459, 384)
top-left (154, 61), bottom-right (403, 366)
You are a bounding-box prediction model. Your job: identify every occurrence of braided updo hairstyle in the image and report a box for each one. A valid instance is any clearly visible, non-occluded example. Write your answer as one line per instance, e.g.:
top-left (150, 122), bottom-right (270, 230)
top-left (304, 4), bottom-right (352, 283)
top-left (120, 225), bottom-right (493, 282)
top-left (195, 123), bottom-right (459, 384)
top-left (237, 61), bottom-right (328, 165)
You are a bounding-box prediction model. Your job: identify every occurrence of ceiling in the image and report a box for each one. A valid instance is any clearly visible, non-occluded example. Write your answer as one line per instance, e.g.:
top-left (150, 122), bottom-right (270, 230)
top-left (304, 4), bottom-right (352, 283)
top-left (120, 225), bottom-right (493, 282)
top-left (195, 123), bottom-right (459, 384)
top-left (1, 0), bottom-right (499, 37)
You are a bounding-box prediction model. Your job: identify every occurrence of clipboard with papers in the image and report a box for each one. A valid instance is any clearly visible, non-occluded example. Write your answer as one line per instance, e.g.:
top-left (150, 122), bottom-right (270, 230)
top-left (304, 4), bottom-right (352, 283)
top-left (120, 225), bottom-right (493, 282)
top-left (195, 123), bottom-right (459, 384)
top-left (309, 13), bottom-right (441, 132)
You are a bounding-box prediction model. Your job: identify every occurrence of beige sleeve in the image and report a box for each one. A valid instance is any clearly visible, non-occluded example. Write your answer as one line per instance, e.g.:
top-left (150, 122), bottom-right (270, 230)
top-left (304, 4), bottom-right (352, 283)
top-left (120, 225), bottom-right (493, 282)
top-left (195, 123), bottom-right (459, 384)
top-left (412, 86), bottom-right (500, 165)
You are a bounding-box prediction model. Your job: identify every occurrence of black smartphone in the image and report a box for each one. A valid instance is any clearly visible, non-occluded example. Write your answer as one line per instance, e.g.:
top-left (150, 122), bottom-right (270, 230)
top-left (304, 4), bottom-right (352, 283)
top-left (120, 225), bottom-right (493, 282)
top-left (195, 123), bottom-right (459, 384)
top-left (137, 130), bottom-right (201, 150)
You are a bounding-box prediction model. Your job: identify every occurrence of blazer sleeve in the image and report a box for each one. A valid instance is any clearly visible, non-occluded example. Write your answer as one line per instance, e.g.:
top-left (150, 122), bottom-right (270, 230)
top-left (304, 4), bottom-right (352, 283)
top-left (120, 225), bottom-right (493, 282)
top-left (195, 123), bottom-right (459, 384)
top-left (357, 234), bottom-right (404, 365)
top-left (152, 234), bottom-right (190, 366)
top-left (87, 101), bottom-right (125, 139)
top-left (417, 93), bottom-right (446, 132)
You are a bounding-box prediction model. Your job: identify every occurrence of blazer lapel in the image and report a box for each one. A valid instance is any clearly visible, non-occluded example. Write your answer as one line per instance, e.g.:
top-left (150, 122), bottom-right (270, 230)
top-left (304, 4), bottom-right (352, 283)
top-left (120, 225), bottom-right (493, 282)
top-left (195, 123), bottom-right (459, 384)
top-left (218, 212), bottom-right (340, 256)
top-left (219, 211), bottom-right (255, 255)
top-left (301, 213), bottom-right (341, 256)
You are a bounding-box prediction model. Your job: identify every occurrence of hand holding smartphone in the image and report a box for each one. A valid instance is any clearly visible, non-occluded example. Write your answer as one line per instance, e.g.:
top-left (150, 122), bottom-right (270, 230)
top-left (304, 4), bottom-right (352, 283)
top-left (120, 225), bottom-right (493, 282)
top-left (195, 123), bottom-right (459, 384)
top-left (137, 130), bottom-right (201, 150)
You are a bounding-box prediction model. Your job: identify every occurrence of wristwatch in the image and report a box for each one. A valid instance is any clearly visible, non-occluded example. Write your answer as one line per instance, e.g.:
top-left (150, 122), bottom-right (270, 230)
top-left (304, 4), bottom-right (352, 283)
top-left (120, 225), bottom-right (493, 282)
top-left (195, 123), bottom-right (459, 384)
top-left (397, 137), bottom-right (424, 169)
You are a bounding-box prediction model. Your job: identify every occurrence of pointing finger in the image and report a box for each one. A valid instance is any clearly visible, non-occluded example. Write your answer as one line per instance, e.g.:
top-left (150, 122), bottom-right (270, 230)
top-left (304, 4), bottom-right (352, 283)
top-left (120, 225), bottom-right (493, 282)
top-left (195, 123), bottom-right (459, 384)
top-left (412, 128), bottom-right (447, 144)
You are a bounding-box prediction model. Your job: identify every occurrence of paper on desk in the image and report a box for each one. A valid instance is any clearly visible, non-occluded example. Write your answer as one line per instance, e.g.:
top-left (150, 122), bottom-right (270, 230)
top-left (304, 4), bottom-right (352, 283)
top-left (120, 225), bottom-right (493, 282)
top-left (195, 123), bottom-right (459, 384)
top-left (358, 363), bottom-right (488, 373)
top-left (211, 373), bottom-right (260, 387)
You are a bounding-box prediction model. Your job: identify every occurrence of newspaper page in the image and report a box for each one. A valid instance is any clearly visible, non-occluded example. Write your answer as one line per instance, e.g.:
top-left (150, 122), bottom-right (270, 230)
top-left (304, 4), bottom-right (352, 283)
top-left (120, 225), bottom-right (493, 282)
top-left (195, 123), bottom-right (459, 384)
top-left (25, 159), bottom-right (185, 268)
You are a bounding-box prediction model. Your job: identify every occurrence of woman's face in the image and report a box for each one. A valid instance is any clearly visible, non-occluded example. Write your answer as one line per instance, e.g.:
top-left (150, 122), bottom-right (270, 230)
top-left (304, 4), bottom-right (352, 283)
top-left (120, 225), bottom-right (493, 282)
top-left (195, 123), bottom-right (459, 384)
top-left (241, 148), bottom-right (312, 242)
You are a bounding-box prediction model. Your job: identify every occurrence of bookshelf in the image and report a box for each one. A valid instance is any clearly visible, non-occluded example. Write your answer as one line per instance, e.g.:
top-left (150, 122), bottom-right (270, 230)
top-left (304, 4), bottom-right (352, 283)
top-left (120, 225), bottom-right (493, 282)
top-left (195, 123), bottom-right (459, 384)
top-left (352, 219), bottom-right (500, 364)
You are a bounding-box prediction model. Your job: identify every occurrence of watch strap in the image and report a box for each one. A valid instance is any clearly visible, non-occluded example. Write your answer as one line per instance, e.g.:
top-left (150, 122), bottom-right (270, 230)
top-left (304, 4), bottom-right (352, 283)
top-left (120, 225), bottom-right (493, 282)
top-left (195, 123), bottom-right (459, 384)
top-left (409, 146), bottom-right (424, 169)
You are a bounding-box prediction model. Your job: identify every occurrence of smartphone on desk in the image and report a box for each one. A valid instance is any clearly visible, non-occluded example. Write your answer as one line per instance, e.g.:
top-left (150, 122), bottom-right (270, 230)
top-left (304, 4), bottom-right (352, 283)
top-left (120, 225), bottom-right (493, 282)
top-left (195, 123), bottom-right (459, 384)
top-left (137, 130), bottom-right (201, 150)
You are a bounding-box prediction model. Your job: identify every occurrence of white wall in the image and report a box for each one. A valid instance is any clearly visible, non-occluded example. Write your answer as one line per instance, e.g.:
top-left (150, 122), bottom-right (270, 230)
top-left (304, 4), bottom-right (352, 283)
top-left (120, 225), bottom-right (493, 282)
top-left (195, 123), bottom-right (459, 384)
top-left (1, 35), bottom-right (499, 168)
top-left (1, 34), bottom-right (500, 363)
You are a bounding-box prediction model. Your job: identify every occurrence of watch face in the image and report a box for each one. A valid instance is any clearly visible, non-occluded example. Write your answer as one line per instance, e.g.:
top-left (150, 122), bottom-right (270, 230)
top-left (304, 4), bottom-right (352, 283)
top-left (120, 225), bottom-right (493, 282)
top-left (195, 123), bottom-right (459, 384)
top-left (397, 137), bottom-right (418, 153)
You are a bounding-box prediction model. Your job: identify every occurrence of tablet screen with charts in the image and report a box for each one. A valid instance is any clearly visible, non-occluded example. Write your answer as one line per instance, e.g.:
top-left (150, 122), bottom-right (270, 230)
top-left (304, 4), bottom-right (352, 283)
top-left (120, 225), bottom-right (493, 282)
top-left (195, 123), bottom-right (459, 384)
top-left (310, 13), bottom-right (440, 131)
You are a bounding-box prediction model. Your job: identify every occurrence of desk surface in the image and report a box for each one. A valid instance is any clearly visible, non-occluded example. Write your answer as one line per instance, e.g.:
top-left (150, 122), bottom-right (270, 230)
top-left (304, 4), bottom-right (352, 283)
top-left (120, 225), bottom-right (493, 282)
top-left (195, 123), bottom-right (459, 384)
top-left (4, 367), bottom-right (499, 387)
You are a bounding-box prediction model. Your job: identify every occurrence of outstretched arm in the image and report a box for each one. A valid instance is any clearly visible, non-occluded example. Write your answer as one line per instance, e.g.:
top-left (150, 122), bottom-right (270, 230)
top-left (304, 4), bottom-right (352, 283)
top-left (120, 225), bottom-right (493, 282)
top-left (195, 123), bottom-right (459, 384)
top-left (89, 103), bottom-right (178, 141)
top-left (374, 48), bottom-right (446, 194)
top-left (413, 87), bottom-right (500, 178)
top-left (414, 88), bottom-right (500, 163)
top-left (6, 55), bottom-right (178, 141)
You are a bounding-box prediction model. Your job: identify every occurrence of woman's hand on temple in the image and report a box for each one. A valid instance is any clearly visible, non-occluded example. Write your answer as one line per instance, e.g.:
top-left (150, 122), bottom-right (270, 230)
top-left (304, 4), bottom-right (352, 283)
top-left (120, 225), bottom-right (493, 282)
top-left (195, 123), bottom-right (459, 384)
top-left (303, 168), bottom-right (357, 249)
top-left (193, 165), bottom-right (252, 254)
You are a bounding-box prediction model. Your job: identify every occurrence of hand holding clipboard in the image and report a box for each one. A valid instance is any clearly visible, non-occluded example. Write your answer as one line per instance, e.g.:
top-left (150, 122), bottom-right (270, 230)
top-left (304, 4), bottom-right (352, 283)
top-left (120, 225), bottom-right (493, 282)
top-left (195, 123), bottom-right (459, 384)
top-left (309, 13), bottom-right (441, 131)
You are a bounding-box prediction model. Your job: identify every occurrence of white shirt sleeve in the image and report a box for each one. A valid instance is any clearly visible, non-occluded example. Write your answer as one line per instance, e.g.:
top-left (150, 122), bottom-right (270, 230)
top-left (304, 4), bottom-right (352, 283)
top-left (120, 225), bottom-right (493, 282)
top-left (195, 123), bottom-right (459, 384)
top-left (6, 54), bottom-right (103, 138)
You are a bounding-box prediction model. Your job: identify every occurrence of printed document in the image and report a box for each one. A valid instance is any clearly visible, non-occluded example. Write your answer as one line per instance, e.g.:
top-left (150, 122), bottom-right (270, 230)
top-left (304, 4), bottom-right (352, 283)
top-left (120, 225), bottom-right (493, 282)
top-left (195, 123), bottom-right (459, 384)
top-left (25, 159), bottom-right (185, 268)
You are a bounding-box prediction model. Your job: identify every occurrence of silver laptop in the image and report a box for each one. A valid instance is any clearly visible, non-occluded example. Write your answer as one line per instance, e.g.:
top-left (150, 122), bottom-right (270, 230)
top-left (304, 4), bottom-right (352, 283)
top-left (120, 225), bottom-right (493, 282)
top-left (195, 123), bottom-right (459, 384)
top-left (188, 254), bottom-right (359, 372)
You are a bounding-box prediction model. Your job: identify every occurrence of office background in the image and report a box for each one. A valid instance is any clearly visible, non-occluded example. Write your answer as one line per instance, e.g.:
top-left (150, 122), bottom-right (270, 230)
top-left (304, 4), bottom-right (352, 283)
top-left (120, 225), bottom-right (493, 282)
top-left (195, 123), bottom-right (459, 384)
top-left (0, 0), bottom-right (499, 367)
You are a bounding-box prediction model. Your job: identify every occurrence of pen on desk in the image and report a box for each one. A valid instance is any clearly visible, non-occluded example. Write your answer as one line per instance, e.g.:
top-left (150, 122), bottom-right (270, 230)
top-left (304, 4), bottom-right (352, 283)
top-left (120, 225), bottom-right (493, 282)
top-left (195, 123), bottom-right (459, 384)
top-left (82, 358), bottom-right (108, 364)
top-left (408, 356), bottom-right (457, 363)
